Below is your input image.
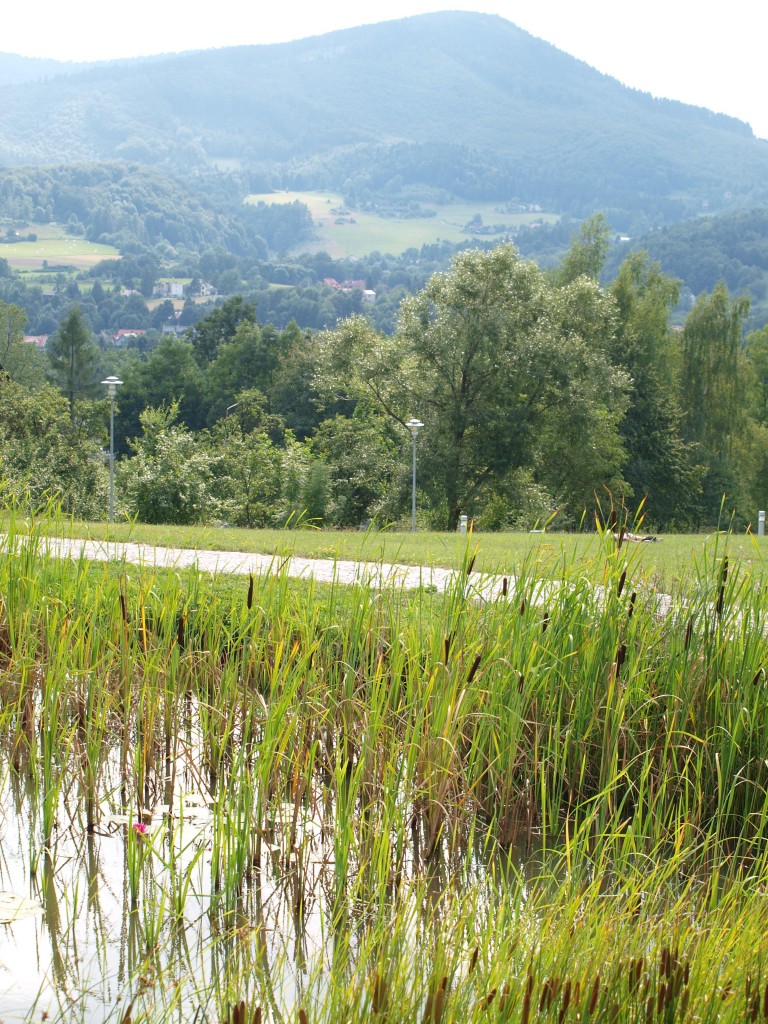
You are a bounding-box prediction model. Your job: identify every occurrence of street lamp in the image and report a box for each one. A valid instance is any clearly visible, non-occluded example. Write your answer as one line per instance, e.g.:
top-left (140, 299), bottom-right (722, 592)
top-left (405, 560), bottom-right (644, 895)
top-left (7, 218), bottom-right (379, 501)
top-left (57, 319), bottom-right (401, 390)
top-left (405, 418), bottom-right (424, 532)
top-left (101, 375), bottom-right (123, 523)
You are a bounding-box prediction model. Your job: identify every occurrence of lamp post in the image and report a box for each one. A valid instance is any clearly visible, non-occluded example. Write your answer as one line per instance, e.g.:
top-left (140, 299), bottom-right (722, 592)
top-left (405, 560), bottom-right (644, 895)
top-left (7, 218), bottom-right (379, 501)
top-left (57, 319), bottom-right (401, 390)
top-left (405, 418), bottom-right (424, 532)
top-left (101, 376), bottom-right (123, 523)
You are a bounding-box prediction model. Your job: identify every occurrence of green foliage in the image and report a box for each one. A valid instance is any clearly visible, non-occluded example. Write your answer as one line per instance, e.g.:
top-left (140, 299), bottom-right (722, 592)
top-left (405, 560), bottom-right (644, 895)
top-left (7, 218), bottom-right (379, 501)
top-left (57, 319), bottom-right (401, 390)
top-left (0, 376), bottom-right (107, 516)
top-left (321, 244), bottom-right (629, 528)
top-left (187, 295), bottom-right (257, 366)
top-left (680, 282), bottom-right (751, 523)
top-left (609, 251), bottom-right (703, 528)
top-left (46, 304), bottom-right (97, 419)
top-left (553, 212), bottom-right (610, 285)
top-left (310, 409), bottom-right (401, 526)
top-left (118, 403), bottom-right (213, 524)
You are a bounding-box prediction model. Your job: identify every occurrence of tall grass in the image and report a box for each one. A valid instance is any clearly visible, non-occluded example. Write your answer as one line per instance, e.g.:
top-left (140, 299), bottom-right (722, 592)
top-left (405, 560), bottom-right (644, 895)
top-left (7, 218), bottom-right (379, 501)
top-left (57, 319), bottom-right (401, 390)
top-left (2, 500), bottom-right (768, 1020)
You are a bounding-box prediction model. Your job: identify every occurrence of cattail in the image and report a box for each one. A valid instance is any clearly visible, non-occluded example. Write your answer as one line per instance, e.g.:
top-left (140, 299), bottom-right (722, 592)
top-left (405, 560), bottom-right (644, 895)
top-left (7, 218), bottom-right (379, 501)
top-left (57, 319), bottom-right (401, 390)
top-left (559, 979), bottom-right (571, 1022)
top-left (176, 613), bottom-right (185, 651)
top-left (684, 617), bottom-right (693, 650)
top-left (119, 591), bottom-right (128, 626)
top-left (542, 611), bottom-right (550, 634)
top-left (645, 992), bottom-right (654, 1024)
top-left (762, 981), bottom-right (768, 1020)
top-left (615, 641), bottom-right (627, 674)
top-left (660, 947), bottom-right (669, 979)
top-left (520, 598), bottom-right (526, 615)
top-left (299, 1009), bottom-right (308, 1024)
top-left (716, 556), bottom-right (728, 617)
top-left (466, 553), bottom-right (477, 576)
top-left (469, 947), bottom-right (479, 973)
top-left (518, 673), bottom-right (525, 692)
top-left (372, 971), bottom-right (385, 1014)
top-left (521, 973), bottom-right (534, 1024)
top-left (467, 652), bottom-right (482, 683)
top-left (588, 974), bottom-right (600, 1014)
top-left (618, 568), bottom-right (627, 597)
top-left (247, 574), bottom-right (254, 610)
top-left (444, 633), bottom-right (455, 661)
top-left (479, 990), bottom-right (496, 1010)
top-left (252, 1009), bottom-right (261, 1024)
top-left (657, 982), bottom-right (666, 1015)
top-left (628, 591), bottom-right (636, 619)
top-left (502, 576), bottom-right (508, 597)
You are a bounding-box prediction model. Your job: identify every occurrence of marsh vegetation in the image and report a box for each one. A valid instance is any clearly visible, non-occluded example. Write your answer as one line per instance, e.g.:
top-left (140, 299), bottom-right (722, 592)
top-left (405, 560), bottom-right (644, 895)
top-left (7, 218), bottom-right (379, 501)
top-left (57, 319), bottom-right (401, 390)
top-left (2, 505), bottom-right (768, 1021)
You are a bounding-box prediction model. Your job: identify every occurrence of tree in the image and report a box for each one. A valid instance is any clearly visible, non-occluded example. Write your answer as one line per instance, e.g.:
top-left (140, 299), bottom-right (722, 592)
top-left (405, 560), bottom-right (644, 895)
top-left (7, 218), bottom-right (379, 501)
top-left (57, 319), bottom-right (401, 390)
top-left (118, 403), bottom-right (212, 524)
top-left (320, 245), bottom-right (629, 529)
top-left (47, 305), bottom-right (97, 420)
top-left (679, 282), bottom-right (750, 524)
top-left (114, 336), bottom-right (208, 453)
top-left (608, 252), bottom-right (702, 528)
top-left (187, 295), bottom-right (257, 366)
top-left (310, 409), bottom-right (400, 526)
top-left (204, 320), bottom-right (281, 423)
top-left (554, 213), bottom-right (611, 286)
top-left (0, 376), bottom-right (107, 517)
top-left (0, 299), bottom-right (26, 362)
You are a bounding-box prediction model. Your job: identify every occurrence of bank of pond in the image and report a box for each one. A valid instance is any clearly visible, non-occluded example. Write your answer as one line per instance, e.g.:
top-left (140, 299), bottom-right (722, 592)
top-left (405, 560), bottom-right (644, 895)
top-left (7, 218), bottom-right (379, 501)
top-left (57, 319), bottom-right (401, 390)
top-left (1, 513), bottom-right (767, 1022)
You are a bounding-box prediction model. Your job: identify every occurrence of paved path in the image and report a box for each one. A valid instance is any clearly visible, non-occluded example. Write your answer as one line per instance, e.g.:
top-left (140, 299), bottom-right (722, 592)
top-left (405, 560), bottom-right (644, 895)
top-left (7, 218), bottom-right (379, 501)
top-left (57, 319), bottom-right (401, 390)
top-left (30, 534), bottom-right (509, 599)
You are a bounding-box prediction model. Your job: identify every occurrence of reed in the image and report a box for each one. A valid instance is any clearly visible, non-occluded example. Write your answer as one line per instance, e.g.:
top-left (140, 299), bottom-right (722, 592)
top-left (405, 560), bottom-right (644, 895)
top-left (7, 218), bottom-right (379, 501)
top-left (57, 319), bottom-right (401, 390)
top-left (3, 501), bottom-right (768, 1020)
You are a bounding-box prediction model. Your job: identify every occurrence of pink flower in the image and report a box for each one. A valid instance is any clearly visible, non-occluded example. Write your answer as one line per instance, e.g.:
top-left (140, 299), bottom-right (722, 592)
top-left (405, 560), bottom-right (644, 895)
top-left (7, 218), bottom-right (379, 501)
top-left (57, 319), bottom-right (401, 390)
top-left (133, 821), bottom-right (148, 835)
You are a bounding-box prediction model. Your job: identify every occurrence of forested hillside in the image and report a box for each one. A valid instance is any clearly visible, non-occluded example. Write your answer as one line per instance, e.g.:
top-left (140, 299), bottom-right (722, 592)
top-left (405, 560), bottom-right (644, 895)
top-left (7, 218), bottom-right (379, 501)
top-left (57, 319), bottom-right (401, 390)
top-left (2, 13), bottom-right (767, 229)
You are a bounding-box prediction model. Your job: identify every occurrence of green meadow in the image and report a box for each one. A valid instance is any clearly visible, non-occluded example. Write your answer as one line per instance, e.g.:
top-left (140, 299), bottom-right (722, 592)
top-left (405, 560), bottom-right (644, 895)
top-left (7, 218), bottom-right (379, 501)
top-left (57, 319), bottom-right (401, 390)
top-left (39, 516), bottom-right (768, 596)
top-left (0, 223), bottom-right (119, 270)
top-left (245, 190), bottom-right (558, 259)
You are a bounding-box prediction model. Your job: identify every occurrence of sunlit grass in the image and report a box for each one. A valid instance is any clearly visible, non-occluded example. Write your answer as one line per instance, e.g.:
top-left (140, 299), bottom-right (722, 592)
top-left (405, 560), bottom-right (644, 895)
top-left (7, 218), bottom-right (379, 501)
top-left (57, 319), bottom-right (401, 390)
top-left (11, 511), bottom-right (768, 595)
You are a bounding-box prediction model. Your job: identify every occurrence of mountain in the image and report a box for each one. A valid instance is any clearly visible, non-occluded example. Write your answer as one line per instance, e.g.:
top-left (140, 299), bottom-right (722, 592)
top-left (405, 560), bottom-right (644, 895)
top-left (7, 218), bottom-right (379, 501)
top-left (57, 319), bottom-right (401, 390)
top-left (0, 52), bottom-right (100, 86)
top-left (1, 12), bottom-right (767, 225)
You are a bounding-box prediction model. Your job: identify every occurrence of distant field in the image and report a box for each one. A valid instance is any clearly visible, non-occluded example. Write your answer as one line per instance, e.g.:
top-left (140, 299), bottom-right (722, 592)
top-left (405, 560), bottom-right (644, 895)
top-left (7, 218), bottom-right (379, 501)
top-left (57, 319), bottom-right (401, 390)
top-left (245, 190), bottom-right (559, 258)
top-left (0, 223), bottom-right (119, 270)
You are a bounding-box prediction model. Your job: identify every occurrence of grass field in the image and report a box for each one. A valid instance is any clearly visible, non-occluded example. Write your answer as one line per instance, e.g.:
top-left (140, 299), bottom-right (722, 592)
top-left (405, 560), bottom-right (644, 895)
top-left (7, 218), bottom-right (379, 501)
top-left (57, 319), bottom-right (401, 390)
top-left (0, 223), bottom-right (119, 270)
top-left (28, 517), bottom-right (768, 595)
top-left (245, 190), bottom-right (559, 259)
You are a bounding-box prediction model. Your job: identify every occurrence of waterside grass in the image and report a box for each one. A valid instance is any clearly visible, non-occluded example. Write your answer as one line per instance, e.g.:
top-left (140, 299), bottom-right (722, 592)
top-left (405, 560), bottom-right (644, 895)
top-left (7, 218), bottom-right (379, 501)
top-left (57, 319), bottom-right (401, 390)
top-left (1, 503), bottom-right (768, 1020)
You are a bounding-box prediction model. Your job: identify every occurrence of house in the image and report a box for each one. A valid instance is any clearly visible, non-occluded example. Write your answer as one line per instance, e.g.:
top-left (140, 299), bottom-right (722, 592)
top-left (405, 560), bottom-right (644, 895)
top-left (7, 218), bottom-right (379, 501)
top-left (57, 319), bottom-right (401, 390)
top-left (23, 335), bottom-right (48, 348)
top-left (113, 329), bottom-right (147, 347)
top-left (153, 280), bottom-right (185, 299)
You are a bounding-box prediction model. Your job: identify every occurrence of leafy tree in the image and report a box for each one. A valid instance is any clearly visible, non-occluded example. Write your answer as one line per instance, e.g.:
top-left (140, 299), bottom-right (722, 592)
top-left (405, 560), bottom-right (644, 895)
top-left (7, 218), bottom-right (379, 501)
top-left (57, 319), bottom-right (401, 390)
top-left (310, 409), bottom-right (400, 526)
top-left (204, 320), bottom-right (281, 423)
top-left (47, 305), bottom-right (97, 420)
top-left (187, 295), bottom-right (257, 366)
top-left (118, 403), bottom-right (212, 524)
top-left (320, 245), bottom-right (629, 529)
top-left (203, 418), bottom-right (282, 528)
top-left (0, 299), bottom-right (26, 363)
top-left (0, 376), bottom-right (107, 516)
top-left (608, 252), bottom-right (702, 528)
top-left (680, 282), bottom-right (751, 524)
top-left (114, 336), bottom-right (208, 452)
top-left (554, 213), bottom-right (610, 285)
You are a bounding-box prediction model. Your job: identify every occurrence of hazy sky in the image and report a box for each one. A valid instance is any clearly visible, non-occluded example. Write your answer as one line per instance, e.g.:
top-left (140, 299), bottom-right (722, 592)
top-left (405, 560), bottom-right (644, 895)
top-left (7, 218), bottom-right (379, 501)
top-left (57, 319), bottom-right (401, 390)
top-left (6, 0), bottom-right (767, 140)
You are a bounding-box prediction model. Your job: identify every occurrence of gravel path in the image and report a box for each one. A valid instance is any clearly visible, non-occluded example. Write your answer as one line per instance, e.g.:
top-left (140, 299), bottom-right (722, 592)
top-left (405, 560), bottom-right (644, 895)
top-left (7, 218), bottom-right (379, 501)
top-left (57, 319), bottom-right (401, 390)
top-left (31, 534), bottom-right (507, 598)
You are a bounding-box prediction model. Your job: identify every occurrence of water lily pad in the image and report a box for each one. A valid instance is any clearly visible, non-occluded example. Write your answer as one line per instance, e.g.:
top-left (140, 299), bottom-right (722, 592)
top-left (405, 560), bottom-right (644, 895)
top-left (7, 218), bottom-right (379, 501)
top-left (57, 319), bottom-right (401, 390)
top-left (0, 892), bottom-right (44, 923)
